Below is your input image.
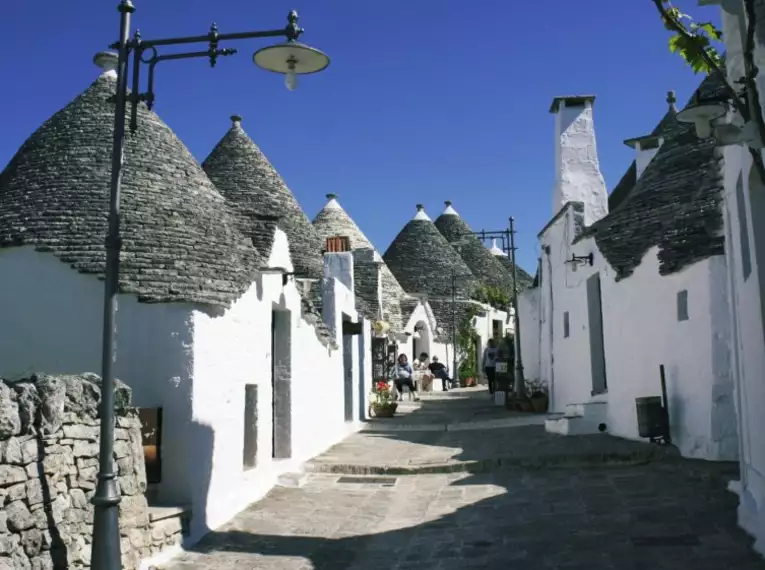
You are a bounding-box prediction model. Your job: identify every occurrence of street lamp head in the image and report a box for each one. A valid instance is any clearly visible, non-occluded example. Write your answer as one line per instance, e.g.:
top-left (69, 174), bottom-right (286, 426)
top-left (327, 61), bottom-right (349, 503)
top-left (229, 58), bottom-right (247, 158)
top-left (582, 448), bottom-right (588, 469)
top-left (253, 41), bottom-right (330, 91)
top-left (676, 91), bottom-right (728, 139)
top-left (93, 50), bottom-right (119, 72)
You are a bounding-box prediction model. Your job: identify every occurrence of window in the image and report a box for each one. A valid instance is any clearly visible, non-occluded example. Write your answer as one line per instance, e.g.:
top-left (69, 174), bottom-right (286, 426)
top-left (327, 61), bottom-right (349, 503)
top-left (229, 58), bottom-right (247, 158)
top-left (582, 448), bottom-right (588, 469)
top-left (677, 290), bottom-right (689, 322)
top-left (736, 174), bottom-right (752, 281)
top-left (563, 311), bottom-right (570, 338)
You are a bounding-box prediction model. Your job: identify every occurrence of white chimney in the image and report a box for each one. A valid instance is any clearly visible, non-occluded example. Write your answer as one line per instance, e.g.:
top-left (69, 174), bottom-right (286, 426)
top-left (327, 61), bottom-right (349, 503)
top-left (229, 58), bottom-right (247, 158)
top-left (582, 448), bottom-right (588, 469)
top-left (623, 91), bottom-right (675, 179)
top-left (550, 95), bottom-right (608, 226)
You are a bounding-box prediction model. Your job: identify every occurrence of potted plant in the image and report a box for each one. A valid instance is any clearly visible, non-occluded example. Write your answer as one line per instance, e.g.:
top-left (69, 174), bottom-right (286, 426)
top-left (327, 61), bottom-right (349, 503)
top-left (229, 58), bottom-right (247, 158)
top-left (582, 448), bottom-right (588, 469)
top-left (369, 380), bottom-right (398, 418)
top-left (458, 362), bottom-right (476, 387)
top-left (526, 378), bottom-right (549, 413)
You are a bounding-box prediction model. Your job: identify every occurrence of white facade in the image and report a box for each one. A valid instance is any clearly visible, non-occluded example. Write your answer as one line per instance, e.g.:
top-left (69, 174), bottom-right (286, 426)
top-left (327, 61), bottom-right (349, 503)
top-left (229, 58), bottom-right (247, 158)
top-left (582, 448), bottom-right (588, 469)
top-left (521, 203), bottom-right (737, 460)
top-left (717, 2), bottom-right (765, 554)
top-left (521, 83), bottom-right (740, 460)
top-left (0, 229), bottom-right (366, 551)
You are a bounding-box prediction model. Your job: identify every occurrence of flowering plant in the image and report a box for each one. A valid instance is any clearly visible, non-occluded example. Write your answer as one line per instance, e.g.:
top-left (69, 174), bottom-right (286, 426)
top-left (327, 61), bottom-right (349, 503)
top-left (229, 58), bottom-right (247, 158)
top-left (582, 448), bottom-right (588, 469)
top-left (373, 380), bottom-right (394, 407)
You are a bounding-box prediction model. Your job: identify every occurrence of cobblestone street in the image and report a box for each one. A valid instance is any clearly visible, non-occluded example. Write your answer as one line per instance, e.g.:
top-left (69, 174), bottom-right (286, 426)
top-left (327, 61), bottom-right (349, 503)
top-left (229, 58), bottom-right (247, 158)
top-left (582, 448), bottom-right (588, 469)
top-left (160, 389), bottom-right (765, 570)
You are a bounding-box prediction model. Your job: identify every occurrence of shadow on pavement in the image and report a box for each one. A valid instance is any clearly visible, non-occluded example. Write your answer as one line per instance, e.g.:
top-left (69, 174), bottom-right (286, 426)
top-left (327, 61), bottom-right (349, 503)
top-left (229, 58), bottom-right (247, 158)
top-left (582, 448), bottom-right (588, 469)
top-left (167, 395), bottom-right (764, 570)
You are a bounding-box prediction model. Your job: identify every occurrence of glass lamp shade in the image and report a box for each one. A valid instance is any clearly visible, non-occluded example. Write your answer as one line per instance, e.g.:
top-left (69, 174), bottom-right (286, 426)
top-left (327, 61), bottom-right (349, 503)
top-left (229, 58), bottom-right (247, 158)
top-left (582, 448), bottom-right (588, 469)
top-left (253, 41), bottom-right (330, 75)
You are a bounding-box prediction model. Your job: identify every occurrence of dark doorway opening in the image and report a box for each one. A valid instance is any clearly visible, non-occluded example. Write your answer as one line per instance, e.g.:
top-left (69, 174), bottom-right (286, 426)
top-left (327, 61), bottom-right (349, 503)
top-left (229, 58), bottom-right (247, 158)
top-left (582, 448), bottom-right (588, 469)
top-left (342, 313), bottom-right (355, 423)
top-left (272, 309), bottom-right (292, 459)
top-left (243, 384), bottom-right (258, 470)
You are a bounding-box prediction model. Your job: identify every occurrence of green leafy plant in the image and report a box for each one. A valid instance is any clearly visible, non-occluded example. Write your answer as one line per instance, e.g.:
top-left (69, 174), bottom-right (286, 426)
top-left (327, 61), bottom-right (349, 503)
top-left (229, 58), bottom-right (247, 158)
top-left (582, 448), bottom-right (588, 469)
top-left (471, 284), bottom-right (511, 311)
top-left (653, 0), bottom-right (723, 74)
top-left (455, 306), bottom-right (480, 379)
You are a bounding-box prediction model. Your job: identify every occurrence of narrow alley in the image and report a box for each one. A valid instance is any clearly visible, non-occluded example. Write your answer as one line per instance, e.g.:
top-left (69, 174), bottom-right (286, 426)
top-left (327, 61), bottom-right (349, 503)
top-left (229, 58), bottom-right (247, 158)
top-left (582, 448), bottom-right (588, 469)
top-left (160, 390), bottom-right (764, 570)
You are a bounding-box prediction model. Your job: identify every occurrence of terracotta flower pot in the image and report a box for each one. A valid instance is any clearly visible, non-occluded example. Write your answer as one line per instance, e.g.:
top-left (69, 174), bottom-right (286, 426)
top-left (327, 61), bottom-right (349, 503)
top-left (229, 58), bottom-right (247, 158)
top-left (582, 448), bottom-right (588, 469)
top-left (371, 403), bottom-right (398, 418)
top-left (531, 395), bottom-right (549, 414)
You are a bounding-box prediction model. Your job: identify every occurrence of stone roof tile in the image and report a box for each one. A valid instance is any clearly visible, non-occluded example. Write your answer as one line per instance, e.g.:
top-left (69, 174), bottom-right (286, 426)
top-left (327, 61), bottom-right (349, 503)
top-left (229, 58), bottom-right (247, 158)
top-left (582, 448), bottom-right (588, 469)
top-left (313, 194), bottom-right (410, 331)
top-left (383, 204), bottom-right (477, 298)
top-left (202, 117), bottom-right (324, 279)
top-left (577, 73), bottom-right (726, 279)
top-left (434, 201), bottom-right (516, 293)
top-left (0, 73), bottom-right (259, 308)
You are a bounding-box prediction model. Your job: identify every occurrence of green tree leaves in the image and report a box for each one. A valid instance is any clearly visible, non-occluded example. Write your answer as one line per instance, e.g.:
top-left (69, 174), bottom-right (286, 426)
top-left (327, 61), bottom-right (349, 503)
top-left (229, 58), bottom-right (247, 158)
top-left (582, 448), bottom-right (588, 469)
top-left (655, 0), bottom-right (723, 74)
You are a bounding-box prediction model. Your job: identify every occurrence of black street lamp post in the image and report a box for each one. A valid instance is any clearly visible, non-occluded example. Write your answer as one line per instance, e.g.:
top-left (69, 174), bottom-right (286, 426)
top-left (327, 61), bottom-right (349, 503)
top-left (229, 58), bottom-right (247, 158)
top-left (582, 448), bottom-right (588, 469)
top-left (508, 217), bottom-right (525, 395)
top-left (92, 2), bottom-right (329, 568)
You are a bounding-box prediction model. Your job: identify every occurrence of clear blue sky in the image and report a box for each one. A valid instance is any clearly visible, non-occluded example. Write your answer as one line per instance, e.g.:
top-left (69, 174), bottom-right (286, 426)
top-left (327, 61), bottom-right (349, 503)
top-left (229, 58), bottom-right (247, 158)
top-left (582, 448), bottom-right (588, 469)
top-left (2, 0), bottom-right (720, 273)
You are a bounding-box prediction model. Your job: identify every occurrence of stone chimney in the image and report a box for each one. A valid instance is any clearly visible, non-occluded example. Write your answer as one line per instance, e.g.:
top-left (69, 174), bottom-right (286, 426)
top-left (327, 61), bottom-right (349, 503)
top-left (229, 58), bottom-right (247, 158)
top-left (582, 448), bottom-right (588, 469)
top-left (549, 95), bottom-right (608, 226)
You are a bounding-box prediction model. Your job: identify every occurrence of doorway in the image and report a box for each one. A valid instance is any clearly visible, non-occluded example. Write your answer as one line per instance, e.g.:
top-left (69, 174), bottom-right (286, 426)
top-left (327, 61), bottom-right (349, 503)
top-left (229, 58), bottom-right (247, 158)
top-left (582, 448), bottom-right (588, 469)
top-left (271, 309), bottom-right (292, 459)
top-left (412, 321), bottom-right (431, 361)
top-left (586, 273), bottom-right (607, 395)
top-left (342, 314), bottom-right (354, 423)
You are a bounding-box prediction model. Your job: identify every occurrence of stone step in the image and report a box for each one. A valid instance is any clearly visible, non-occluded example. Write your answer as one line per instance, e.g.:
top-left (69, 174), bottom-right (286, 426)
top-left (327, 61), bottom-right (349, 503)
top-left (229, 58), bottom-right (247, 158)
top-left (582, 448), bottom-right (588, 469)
top-left (564, 401), bottom-right (608, 420)
top-left (546, 414), bottom-right (608, 436)
top-left (276, 472), bottom-right (309, 488)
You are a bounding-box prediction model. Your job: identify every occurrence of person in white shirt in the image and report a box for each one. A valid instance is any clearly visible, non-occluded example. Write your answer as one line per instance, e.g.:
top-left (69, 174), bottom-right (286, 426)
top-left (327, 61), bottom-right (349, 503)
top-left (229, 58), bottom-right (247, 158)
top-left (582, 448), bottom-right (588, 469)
top-left (482, 338), bottom-right (499, 395)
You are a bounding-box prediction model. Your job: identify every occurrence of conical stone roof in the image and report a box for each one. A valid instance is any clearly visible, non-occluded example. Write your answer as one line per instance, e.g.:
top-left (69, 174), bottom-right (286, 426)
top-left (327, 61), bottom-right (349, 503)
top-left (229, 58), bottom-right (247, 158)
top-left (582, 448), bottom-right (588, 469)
top-left (434, 201), bottom-right (515, 293)
top-left (313, 193), bottom-right (409, 330)
top-left (487, 239), bottom-right (534, 290)
top-left (0, 72), bottom-right (259, 307)
top-left (383, 204), bottom-right (477, 299)
top-left (203, 116), bottom-right (324, 280)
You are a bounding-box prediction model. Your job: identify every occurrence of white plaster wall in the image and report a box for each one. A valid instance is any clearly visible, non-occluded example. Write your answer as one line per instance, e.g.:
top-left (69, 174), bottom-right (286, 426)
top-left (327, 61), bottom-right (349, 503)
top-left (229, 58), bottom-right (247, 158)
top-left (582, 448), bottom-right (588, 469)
top-left (536, 205), bottom-right (737, 461)
top-left (718, 6), bottom-right (765, 552)
top-left (518, 287), bottom-right (542, 382)
top-left (0, 247), bottom-right (196, 506)
top-left (553, 101), bottom-right (609, 225)
top-left (0, 237), bottom-right (366, 550)
top-left (190, 269), bottom-right (354, 541)
top-left (722, 142), bottom-right (765, 553)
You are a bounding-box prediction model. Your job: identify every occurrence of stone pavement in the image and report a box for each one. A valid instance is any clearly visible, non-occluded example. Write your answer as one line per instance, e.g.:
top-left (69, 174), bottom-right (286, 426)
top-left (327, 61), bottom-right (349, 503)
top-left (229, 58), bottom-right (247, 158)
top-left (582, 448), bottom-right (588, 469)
top-left (159, 388), bottom-right (765, 570)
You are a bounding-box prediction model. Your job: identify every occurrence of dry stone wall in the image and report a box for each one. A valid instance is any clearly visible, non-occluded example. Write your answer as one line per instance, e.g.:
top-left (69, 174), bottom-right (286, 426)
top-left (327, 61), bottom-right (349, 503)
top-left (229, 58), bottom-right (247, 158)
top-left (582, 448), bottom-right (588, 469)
top-left (0, 372), bottom-right (175, 570)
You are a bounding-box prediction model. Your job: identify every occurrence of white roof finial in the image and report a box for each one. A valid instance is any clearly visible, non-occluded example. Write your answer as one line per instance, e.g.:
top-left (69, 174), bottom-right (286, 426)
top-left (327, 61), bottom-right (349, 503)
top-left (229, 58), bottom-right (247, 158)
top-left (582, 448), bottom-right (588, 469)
top-left (324, 193), bottom-right (341, 210)
top-left (413, 203), bottom-right (431, 221)
top-left (488, 238), bottom-right (507, 257)
top-left (442, 200), bottom-right (459, 216)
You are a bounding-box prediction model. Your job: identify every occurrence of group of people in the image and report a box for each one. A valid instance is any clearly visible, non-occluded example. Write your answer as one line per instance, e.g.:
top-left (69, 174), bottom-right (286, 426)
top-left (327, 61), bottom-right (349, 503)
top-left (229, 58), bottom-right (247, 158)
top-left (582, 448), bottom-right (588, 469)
top-left (389, 352), bottom-right (455, 400)
top-left (385, 337), bottom-right (509, 400)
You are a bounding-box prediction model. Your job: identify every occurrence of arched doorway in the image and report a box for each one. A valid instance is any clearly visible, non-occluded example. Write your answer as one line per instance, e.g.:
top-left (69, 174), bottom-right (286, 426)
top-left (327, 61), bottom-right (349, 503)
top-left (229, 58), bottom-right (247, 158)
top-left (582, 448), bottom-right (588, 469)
top-left (412, 320), bottom-right (432, 361)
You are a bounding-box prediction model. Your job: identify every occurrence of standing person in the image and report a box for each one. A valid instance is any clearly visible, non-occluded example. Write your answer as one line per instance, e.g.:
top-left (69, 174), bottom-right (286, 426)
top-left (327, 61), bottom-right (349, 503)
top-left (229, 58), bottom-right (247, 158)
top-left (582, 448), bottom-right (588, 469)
top-left (393, 354), bottom-right (419, 401)
top-left (428, 356), bottom-right (452, 392)
top-left (482, 338), bottom-right (499, 395)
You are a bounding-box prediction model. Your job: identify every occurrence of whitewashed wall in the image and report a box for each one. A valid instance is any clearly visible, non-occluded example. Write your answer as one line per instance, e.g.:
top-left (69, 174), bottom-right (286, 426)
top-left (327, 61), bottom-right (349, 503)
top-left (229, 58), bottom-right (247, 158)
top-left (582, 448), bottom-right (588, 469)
top-left (718, 5), bottom-right (765, 554)
top-left (531, 203), bottom-right (737, 460)
top-left (0, 246), bottom-right (196, 507)
top-left (518, 287), bottom-right (542, 383)
top-left (0, 235), bottom-right (363, 550)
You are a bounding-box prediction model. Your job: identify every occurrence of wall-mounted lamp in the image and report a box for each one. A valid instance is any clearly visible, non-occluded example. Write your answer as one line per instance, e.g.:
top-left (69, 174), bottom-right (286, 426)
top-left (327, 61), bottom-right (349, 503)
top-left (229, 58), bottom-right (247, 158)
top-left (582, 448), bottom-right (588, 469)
top-left (281, 272), bottom-right (314, 296)
top-left (565, 252), bottom-right (594, 267)
top-left (677, 90), bottom-right (764, 149)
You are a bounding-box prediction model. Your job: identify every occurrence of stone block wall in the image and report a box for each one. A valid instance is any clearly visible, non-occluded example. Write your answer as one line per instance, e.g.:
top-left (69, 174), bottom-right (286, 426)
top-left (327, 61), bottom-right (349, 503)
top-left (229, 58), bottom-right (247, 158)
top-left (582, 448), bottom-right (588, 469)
top-left (0, 372), bottom-right (178, 570)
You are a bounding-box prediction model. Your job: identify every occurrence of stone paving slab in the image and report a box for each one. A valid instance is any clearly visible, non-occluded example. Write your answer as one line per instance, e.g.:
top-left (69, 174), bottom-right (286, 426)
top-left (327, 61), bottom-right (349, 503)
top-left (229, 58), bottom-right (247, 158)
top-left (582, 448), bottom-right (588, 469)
top-left (305, 425), bottom-right (676, 475)
top-left (160, 462), bottom-right (763, 570)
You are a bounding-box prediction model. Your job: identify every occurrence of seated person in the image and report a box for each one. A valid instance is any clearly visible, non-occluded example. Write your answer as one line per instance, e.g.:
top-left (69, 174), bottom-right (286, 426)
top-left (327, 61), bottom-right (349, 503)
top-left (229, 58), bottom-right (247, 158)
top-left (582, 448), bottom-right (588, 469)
top-left (428, 356), bottom-right (453, 392)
